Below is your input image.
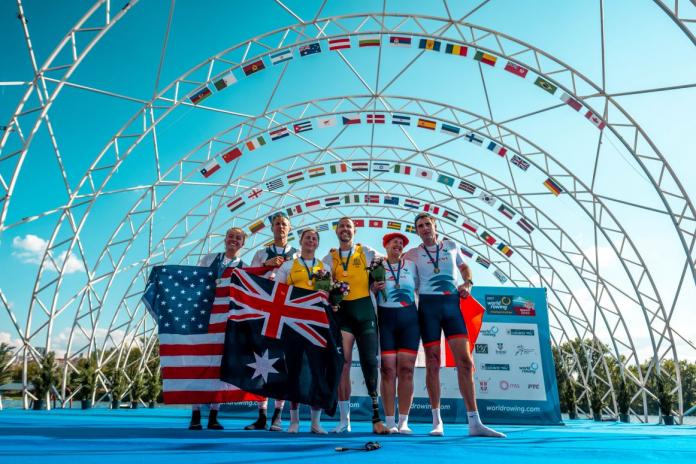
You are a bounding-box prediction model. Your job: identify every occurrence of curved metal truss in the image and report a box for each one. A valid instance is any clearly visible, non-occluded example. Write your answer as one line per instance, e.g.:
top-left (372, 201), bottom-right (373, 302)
top-left (1, 2), bottom-right (693, 419)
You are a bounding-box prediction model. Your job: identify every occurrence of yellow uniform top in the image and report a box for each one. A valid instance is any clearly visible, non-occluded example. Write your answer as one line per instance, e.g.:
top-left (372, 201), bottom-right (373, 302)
top-left (285, 257), bottom-right (325, 291)
top-left (328, 244), bottom-right (370, 300)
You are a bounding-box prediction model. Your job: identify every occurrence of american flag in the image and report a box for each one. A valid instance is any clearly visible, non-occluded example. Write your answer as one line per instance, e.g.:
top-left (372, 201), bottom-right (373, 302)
top-left (143, 265), bottom-right (262, 404)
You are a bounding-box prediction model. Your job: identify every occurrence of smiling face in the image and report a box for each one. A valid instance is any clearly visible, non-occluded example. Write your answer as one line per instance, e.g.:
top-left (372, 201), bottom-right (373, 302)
top-left (385, 237), bottom-right (404, 261)
top-left (415, 214), bottom-right (437, 245)
top-left (300, 229), bottom-right (319, 254)
top-left (271, 215), bottom-right (291, 244)
top-left (224, 227), bottom-right (246, 255)
top-left (335, 217), bottom-right (354, 245)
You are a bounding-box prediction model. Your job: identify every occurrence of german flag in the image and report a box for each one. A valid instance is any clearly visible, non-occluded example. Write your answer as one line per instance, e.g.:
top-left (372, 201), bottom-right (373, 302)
top-left (543, 178), bottom-right (563, 196)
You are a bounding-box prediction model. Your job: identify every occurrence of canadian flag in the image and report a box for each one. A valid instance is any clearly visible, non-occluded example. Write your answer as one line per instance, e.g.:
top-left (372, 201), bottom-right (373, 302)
top-left (584, 110), bottom-right (606, 130)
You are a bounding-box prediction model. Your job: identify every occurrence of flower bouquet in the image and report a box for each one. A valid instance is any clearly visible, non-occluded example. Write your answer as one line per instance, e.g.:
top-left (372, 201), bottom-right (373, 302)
top-left (313, 269), bottom-right (332, 293)
top-left (367, 257), bottom-right (387, 301)
top-left (330, 280), bottom-right (350, 307)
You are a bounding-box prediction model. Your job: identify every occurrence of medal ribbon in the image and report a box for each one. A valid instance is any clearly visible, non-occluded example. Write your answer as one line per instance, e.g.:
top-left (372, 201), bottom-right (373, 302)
top-left (421, 243), bottom-right (441, 273)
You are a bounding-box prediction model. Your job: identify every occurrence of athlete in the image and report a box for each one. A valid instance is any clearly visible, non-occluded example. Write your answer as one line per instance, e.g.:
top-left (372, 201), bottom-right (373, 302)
top-left (189, 226), bottom-right (247, 430)
top-left (322, 217), bottom-right (388, 434)
top-left (275, 228), bottom-right (329, 434)
top-left (371, 232), bottom-right (419, 434)
top-left (404, 213), bottom-right (505, 438)
top-left (246, 212), bottom-right (297, 431)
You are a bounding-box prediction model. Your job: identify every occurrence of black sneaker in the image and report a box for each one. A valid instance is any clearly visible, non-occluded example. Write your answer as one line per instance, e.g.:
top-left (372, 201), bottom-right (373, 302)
top-left (189, 410), bottom-right (202, 430)
top-left (207, 410), bottom-right (224, 430)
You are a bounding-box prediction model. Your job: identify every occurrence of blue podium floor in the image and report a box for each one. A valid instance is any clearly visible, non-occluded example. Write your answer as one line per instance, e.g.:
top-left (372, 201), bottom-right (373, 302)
top-left (1, 408), bottom-right (694, 464)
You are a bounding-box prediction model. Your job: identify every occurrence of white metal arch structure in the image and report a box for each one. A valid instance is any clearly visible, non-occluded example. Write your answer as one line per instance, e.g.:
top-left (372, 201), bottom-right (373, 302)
top-left (1, 4), bottom-right (693, 419)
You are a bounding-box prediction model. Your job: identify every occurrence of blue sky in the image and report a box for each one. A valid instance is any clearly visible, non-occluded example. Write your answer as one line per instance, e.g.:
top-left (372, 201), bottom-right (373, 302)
top-left (1, 0), bottom-right (694, 362)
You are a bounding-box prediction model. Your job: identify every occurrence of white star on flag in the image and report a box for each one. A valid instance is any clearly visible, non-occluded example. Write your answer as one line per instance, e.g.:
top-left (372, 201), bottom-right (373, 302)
top-left (247, 349), bottom-right (280, 383)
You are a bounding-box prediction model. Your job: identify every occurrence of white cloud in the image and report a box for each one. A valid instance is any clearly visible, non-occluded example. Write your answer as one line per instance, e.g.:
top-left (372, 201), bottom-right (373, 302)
top-left (12, 234), bottom-right (84, 274)
top-left (0, 331), bottom-right (22, 348)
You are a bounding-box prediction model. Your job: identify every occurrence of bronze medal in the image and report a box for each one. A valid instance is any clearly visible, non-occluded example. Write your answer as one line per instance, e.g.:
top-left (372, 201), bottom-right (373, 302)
top-left (434, 267), bottom-right (440, 274)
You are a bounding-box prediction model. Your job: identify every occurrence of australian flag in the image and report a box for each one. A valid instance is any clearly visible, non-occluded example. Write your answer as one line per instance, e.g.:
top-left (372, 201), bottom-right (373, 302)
top-left (219, 268), bottom-right (344, 415)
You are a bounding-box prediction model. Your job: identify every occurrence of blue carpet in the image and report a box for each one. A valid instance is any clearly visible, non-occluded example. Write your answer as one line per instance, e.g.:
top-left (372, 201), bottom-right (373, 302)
top-left (1, 408), bottom-right (694, 464)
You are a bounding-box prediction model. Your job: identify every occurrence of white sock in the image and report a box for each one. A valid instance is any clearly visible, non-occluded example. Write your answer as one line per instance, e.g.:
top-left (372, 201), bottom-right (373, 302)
top-left (385, 415), bottom-right (397, 429)
top-left (398, 414), bottom-right (412, 434)
top-left (430, 408), bottom-right (444, 436)
top-left (467, 411), bottom-right (506, 438)
top-left (339, 400), bottom-right (350, 424)
top-left (431, 408), bottom-right (442, 426)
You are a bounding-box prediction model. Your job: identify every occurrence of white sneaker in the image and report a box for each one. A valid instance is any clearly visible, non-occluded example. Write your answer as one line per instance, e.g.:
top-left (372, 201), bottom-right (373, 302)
top-left (429, 423), bottom-right (444, 436)
top-left (332, 422), bottom-right (351, 433)
top-left (287, 422), bottom-right (300, 434)
top-left (398, 424), bottom-right (413, 434)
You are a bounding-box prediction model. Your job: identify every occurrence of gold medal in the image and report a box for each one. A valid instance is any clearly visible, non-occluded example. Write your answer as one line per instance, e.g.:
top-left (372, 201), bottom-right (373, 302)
top-left (434, 268), bottom-right (440, 274)
top-left (308, 281), bottom-right (313, 288)
top-left (343, 271), bottom-right (348, 277)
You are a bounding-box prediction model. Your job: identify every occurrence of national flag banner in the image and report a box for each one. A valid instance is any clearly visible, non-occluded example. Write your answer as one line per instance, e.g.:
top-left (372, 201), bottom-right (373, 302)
top-left (387, 221), bottom-right (401, 231)
top-left (497, 242), bottom-right (513, 257)
top-left (445, 43), bottom-right (468, 56)
top-left (373, 161), bottom-right (391, 172)
top-left (365, 194), bottom-right (380, 204)
top-left (416, 168), bottom-right (433, 180)
top-left (442, 209), bottom-right (459, 222)
top-left (248, 188), bottom-right (263, 200)
top-left (227, 197), bottom-right (245, 212)
top-left (299, 42), bottom-right (322, 57)
top-left (479, 191), bottom-right (496, 207)
top-left (189, 86), bottom-right (212, 105)
top-left (392, 114), bottom-right (411, 125)
top-left (464, 132), bottom-right (484, 146)
top-left (270, 126), bottom-right (290, 141)
top-left (342, 113), bottom-right (361, 125)
top-left (366, 114), bottom-right (385, 124)
top-left (316, 224), bottom-right (329, 232)
top-left (584, 110), bottom-right (606, 130)
top-left (383, 195), bottom-right (399, 205)
top-left (503, 61), bottom-right (528, 78)
top-left (476, 255), bottom-right (491, 268)
top-left (142, 266), bottom-right (264, 405)
top-left (286, 205), bottom-right (302, 217)
top-left (328, 37), bottom-right (351, 51)
top-left (534, 76), bottom-right (557, 95)
top-left (308, 166), bottom-right (325, 178)
top-left (460, 246), bottom-right (474, 258)
top-left (493, 269), bottom-right (508, 283)
top-left (305, 199), bottom-right (321, 210)
top-left (352, 161), bottom-right (369, 172)
top-left (344, 194), bottom-right (360, 204)
top-left (487, 141), bottom-right (508, 157)
top-left (353, 219), bottom-right (365, 227)
top-left (317, 116), bottom-right (337, 128)
top-left (249, 220), bottom-right (265, 234)
top-left (200, 159), bottom-right (220, 178)
top-left (405, 224), bottom-right (416, 233)
top-left (222, 147), bottom-right (243, 163)
top-left (220, 269), bottom-right (343, 413)
top-left (510, 155), bottom-right (530, 171)
top-left (324, 196), bottom-right (341, 207)
top-left (266, 178), bottom-right (284, 191)
top-left (331, 221), bottom-right (339, 230)
top-left (418, 38), bottom-right (441, 51)
top-left (543, 177), bottom-right (563, 196)
top-left (329, 163), bottom-right (347, 174)
top-left (243, 60), bottom-right (266, 76)
top-left (404, 198), bottom-right (420, 209)
top-left (369, 219), bottom-right (383, 228)
top-left (270, 49), bottom-right (293, 65)
top-left (517, 217), bottom-right (535, 233)
top-left (213, 73), bottom-right (238, 91)
top-left (390, 36), bottom-right (412, 47)
top-left (393, 164), bottom-right (411, 175)
top-left (417, 118), bottom-right (437, 130)
top-left (359, 35), bottom-right (381, 47)
top-left (474, 51), bottom-right (497, 66)
top-left (423, 203), bottom-right (440, 214)
top-left (462, 219), bottom-right (478, 234)
top-left (458, 180), bottom-right (477, 194)
top-left (293, 120), bottom-right (312, 133)
top-left (440, 123), bottom-right (460, 136)
top-left (437, 174), bottom-right (455, 187)
top-left (287, 171), bottom-right (304, 184)
top-left (498, 203), bottom-right (516, 219)
top-left (480, 231), bottom-right (496, 245)
top-left (246, 136), bottom-right (266, 151)
top-left (560, 92), bottom-right (582, 111)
